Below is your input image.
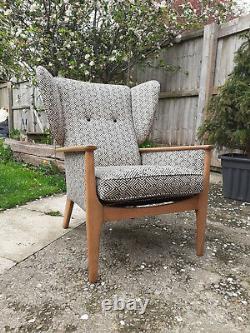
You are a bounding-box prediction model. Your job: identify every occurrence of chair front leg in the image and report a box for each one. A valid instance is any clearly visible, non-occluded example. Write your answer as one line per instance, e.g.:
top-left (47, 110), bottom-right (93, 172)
top-left (84, 151), bottom-right (104, 283)
top-left (86, 203), bottom-right (103, 283)
top-left (195, 149), bottom-right (212, 256)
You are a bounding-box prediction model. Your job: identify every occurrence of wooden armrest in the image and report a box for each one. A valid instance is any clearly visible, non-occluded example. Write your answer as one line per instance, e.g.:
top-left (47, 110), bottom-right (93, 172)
top-left (56, 145), bottom-right (97, 153)
top-left (139, 145), bottom-right (213, 153)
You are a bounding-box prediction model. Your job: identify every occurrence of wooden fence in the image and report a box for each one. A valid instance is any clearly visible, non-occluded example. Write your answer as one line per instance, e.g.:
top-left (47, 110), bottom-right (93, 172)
top-left (0, 13), bottom-right (249, 168)
top-left (135, 13), bottom-right (250, 167)
top-left (0, 80), bottom-right (48, 134)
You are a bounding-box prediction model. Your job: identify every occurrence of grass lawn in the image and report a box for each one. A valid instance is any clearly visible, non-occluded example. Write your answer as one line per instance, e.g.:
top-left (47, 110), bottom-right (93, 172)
top-left (0, 139), bottom-right (66, 210)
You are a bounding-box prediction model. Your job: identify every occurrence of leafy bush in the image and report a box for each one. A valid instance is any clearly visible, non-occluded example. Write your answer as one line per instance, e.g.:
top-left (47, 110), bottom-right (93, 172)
top-left (38, 160), bottom-right (62, 176)
top-left (39, 129), bottom-right (53, 145)
top-left (139, 139), bottom-right (155, 148)
top-left (9, 129), bottom-right (21, 141)
top-left (198, 33), bottom-right (250, 156)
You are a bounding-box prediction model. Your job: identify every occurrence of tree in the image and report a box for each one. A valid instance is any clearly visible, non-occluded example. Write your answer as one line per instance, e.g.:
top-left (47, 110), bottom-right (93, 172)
top-left (173, 0), bottom-right (235, 25)
top-left (0, 0), bottom-right (236, 84)
top-left (198, 33), bottom-right (250, 156)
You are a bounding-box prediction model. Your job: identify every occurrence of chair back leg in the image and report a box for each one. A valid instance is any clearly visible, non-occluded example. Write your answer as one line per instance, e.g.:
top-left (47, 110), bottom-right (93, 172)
top-left (195, 208), bottom-right (207, 256)
top-left (63, 198), bottom-right (74, 229)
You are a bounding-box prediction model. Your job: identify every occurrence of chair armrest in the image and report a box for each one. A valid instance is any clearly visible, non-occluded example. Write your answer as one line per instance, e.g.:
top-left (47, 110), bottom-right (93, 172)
top-left (141, 145), bottom-right (213, 175)
top-left (56, 145), bottom-right (97, 154)
top-left (139, 145), bottom-right (213, 154)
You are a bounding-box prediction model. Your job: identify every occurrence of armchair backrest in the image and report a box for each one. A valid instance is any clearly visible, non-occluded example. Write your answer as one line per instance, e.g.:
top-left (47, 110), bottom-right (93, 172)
top-left (36, 66), bottom-right (159, 167)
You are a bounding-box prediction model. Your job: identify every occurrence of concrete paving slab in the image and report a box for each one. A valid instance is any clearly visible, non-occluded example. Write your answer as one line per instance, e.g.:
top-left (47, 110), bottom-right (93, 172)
top-left (0, 207), bottom-right (83, 263)
top-left (24, 194), bottom-right (85, 220)
top-left (0, 257), bottom-right (16, 274)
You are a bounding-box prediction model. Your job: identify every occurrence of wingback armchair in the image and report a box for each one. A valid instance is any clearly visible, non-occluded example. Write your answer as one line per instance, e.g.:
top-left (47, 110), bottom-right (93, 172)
top-left (36, 66), bottom-right (212, 283)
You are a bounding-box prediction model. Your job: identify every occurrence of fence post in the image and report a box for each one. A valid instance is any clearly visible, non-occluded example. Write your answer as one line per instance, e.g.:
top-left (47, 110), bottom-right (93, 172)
top-left (195, 22), bottom-right (218, 141)
top-left (7, 81), bottom-right (13, 133)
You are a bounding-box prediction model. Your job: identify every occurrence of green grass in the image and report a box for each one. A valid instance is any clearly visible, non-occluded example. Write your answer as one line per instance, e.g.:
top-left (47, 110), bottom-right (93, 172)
top-left (0, 140), bottom-right (66, 210)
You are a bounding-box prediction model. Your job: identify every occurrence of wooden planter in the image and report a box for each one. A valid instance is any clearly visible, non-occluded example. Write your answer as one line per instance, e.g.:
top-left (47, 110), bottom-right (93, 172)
top-left (4, 138), bottom-right (65, 172)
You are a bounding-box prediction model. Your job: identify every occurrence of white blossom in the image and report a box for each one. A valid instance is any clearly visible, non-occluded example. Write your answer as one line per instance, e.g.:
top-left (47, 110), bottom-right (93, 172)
top-left (4, 9), bottom-right (12, 16)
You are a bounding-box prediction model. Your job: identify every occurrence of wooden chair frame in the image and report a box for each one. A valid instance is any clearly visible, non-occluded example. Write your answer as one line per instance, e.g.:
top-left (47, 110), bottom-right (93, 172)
top-left (57, 145), bottom-right (213, 283)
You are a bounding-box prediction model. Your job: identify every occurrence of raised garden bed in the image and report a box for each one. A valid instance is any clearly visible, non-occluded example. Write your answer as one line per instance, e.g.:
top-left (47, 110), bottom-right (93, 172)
top-left (5, 138), bottom-right (65, 172)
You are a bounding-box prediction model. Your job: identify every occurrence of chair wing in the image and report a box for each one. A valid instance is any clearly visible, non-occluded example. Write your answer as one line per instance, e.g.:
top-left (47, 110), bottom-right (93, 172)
top-left (36, 66), bottom-right (65, 145)
top-left (131, 81), bottom-right (160, 144)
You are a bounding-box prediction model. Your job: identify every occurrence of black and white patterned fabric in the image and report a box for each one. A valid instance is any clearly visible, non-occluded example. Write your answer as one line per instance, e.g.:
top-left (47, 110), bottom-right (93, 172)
top-left (56, 77), bottom-right (141, 166)
top-left (64, 153), bottom-right (86, 209)
top-left (36, 66), bottom-right (205, 209)
top-left (141, 150), bottom-right (205, 174)
top-left (95, 165), bottom-right (203, 205)
top-left (36, 67), bottom-right (65, 145)
top-left (131, 81), bottom-right (160, 144)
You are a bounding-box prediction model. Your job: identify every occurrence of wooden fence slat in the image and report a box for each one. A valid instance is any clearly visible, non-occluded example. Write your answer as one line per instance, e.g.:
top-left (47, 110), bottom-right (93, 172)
top-left (0, 83), bottom-right (8, 89)
top-left (160, 89), bottom-right (199, 99)
top-left (176, 28), bottom-right (204, 43)
top-left (218, 13), bottom-right (250, 39)
top-left (195, 22), bottom-right (219, 141)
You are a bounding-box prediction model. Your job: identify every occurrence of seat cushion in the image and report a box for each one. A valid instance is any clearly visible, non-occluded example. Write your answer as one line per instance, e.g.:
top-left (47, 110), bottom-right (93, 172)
top-left (95, 165), bottom-right (203, 205)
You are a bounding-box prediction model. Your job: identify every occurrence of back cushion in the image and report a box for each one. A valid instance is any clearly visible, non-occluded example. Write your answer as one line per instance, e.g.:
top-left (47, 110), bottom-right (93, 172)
top-left (55, 77), bottom-right (140, 166)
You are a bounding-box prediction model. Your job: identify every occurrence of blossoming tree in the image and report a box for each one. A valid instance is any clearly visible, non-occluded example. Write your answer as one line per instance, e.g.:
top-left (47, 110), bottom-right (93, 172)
top-left (0, 0), bottom-right (235, 84)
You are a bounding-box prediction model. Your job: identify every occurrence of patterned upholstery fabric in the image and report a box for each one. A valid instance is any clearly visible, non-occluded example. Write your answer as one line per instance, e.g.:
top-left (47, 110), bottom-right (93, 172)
top-left (141, 150), bottom-right (205, 174)
top-left (131, 81), bottom-right (160, 144)
top-left (64, 153), bottom-right (86, 209)
top-left (65, 151), bottom-right (205, 209)
top-left (95, 165), bottom-right (203, 205)
top-left (36, 66), bottom-right (141, 166)
top-left (36, 67), bottom-right (65, 145)
top-left (36, 66), bottom-right (205, 209)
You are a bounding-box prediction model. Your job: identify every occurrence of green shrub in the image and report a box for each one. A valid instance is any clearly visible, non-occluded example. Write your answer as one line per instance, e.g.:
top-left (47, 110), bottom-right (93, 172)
top-left (38, 160), bottom-right (62, 176)
top-left (39, 129), bottom-right (53, 145)
top-left (9, 129), bottom-right (21, 141)
top-left (139, 139), bottom-right (155, 148)
top-left (0, 139), bottom-right (13, 162)
top-left (198, 33), bottom-right (250, 156)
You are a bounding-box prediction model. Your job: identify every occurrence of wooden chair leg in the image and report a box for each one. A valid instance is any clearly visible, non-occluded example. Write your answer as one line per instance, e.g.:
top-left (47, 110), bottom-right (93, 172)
top-left (86, 206), bottom-right (103, 283)
top-left (195, 149), bottom-right (212, 256)
top-left (63, 198), bottom-right (74, 229)
top-left (84, 150), bottom-right (104, 283)
top-left (195, 206), bottom-right (207, 256)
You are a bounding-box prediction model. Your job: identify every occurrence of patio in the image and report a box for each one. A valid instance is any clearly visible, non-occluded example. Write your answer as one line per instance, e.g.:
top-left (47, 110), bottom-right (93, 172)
top-left (0, 180), bottom-right (249, 333)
